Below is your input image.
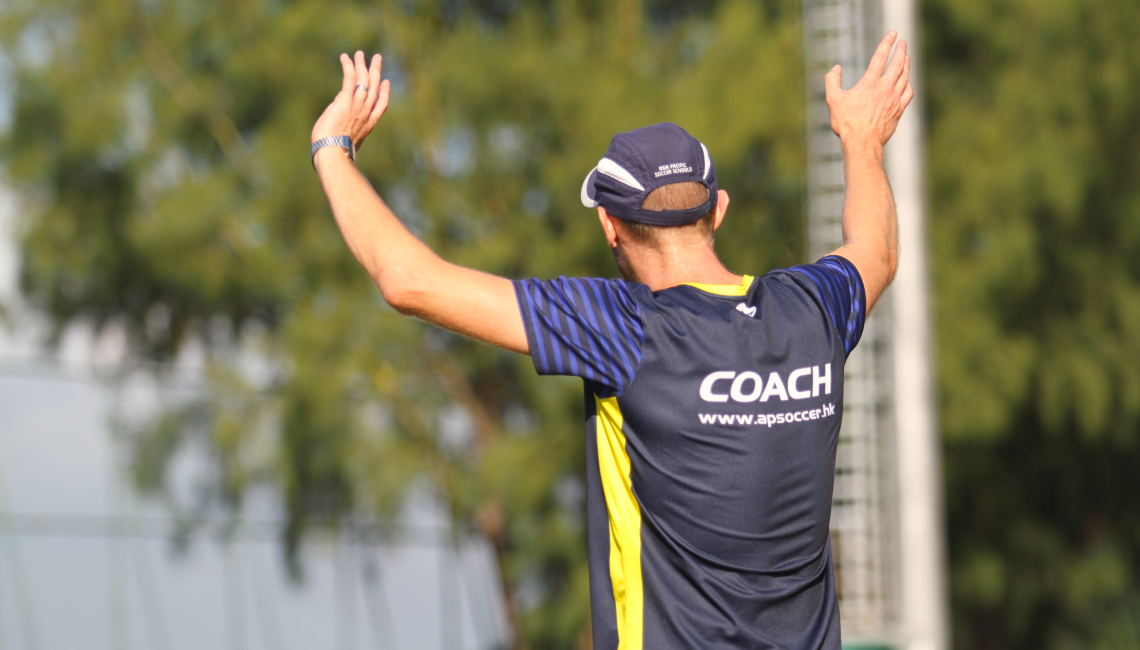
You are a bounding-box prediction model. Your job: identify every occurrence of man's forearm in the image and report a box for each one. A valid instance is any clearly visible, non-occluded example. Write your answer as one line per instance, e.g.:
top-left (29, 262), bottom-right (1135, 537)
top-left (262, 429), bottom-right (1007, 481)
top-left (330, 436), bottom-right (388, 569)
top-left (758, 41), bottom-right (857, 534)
top-left (838, 137), bottom-right (899, 304)
top-left (313, 147), bottom-right (440, 306)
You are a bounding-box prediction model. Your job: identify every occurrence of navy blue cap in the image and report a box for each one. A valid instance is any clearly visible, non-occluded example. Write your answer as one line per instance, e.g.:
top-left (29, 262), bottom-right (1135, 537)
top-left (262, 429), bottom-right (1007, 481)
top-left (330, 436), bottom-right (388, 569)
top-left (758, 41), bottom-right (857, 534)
top-left (580, 122), bottom-right (718, 225)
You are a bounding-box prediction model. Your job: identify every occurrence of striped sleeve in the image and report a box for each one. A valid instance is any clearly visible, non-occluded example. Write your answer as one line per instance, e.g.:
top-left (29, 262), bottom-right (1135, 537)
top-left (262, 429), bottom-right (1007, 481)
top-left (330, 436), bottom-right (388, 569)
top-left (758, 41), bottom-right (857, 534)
top-left (782, 255), bottom-right (866, 356)
top-left (512, 277), bottom-right (644, 398)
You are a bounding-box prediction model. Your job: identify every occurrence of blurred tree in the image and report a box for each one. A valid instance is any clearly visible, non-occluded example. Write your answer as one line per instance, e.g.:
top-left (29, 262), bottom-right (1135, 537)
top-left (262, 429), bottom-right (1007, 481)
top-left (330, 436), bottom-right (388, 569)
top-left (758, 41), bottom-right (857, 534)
top-left (925, 0), bottom-right (1140, 647)
top-left (0, 0), bottom-right (804, 646)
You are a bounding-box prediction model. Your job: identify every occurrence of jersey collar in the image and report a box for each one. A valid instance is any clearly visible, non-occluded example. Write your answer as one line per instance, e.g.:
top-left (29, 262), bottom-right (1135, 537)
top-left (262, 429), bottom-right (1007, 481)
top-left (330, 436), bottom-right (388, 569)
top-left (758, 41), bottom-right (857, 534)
top-left (681, 275), bottom-right (755, 297)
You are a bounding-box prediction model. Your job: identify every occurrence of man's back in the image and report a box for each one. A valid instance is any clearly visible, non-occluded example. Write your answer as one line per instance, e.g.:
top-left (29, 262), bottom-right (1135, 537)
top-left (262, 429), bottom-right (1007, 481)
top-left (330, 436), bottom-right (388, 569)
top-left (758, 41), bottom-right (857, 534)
top-left (516, 256), bottom-right (865, 649)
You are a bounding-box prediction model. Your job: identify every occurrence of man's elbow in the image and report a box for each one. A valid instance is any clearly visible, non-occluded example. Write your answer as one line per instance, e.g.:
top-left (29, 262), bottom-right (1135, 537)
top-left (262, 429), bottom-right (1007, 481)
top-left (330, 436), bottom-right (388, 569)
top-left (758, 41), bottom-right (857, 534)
top-left (884, 248), bottom-right (899, 286)
top-left (377, 267), bottom-right (424, 315)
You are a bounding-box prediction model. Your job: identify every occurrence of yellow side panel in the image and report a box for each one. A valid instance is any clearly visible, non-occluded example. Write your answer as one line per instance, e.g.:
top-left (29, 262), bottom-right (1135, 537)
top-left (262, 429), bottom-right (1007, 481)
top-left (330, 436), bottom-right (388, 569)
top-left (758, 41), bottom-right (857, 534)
top-left (595, 396), bottom-right (643, 650)
top-left (683, 274), bottom-right (755, 296)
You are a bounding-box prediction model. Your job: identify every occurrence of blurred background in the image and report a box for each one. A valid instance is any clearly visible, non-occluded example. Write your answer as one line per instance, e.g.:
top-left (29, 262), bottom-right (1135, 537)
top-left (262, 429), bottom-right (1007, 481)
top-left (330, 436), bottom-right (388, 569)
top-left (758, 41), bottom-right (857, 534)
top-left (1, 0), bottom-right (1139, 649)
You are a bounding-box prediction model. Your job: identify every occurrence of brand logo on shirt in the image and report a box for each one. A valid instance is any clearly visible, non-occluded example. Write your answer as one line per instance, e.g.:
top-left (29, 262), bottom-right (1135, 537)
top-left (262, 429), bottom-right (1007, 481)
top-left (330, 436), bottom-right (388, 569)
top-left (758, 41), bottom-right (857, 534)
top-left (698, 364), bottom-right (832, 403)
top-left (735, 303), bottom-right (757, 318)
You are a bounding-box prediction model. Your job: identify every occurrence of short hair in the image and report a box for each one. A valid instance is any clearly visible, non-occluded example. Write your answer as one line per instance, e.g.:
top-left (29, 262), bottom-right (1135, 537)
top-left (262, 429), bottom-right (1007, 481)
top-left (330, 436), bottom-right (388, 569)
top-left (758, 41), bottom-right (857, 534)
top-left (620, 182), bottom-right (715, 247)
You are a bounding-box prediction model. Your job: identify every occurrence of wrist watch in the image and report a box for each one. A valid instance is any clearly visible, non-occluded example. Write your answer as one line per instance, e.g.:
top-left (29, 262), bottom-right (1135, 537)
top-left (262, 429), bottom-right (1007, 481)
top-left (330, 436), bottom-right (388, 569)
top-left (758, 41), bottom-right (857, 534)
top-left (310, 135), bottom-right (356, 169)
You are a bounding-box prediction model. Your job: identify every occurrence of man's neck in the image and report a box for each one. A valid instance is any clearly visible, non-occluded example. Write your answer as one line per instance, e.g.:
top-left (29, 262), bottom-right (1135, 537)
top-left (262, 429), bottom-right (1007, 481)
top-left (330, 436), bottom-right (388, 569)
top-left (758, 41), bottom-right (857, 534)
top-left (621, 243), bottom-right (742, 292)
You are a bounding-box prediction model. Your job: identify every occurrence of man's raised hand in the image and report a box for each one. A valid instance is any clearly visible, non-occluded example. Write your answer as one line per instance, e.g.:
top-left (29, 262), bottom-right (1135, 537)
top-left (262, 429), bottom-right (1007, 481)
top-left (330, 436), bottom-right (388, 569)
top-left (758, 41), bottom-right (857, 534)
top-left (824, 31), bottom-right (913, 149)
top-left (311, 51), bottom-right (391, 150)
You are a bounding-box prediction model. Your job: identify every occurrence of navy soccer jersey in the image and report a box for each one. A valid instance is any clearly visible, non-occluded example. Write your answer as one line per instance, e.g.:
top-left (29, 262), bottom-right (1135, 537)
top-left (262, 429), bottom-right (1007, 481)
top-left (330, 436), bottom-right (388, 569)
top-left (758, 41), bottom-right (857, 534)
top-left (513, 255), bottom-right (866, 650)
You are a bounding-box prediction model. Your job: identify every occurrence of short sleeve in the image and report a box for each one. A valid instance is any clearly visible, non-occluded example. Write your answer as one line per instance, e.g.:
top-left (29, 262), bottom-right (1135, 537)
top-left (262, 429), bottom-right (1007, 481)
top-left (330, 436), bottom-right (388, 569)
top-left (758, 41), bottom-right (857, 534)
top-left (780, 255), bottom-right (866, 356)
top-left (513, 277), bottom-right (644, 397)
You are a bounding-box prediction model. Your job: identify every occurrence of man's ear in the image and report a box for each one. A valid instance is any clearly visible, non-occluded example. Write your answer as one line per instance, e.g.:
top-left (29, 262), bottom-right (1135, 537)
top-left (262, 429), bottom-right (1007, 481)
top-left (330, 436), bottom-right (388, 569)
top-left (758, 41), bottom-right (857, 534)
top-left (597, 207), bottom-right (620, 248)
top-left (712, 190), bottom-right (730, 232)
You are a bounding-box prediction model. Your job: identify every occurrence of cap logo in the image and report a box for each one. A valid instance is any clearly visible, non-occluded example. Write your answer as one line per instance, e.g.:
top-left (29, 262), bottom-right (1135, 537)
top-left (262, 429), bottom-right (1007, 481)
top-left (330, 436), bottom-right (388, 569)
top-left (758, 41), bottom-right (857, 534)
top-left (596, 157), bottom-right (645, 191)
top-left (579, 123), bottom-right (718, 225)
top-left (654, 162), bottom-right (693, 178)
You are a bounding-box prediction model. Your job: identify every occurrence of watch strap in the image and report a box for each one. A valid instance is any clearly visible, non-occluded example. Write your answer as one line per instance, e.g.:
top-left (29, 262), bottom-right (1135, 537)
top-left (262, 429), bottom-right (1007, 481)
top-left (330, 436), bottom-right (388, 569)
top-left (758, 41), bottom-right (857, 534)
top-left (310, 135), bottom-right (356, 168)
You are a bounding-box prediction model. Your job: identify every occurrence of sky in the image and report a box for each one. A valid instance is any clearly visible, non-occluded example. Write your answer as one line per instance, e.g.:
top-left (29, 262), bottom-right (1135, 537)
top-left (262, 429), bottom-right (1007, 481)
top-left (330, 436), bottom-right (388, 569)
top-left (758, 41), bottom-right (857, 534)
top-left (0, 185), bottom-right (510, 650)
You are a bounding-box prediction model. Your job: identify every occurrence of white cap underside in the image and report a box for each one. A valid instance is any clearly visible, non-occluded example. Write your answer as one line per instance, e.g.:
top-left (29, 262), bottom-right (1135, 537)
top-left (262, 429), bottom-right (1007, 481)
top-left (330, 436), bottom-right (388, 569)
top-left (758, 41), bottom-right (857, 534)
top-left (597, 157), bottom-right (645, 191)
top-left (580, 168), bottom-right (599, 208)
top-left (700, 143), bottom-right (711, 180)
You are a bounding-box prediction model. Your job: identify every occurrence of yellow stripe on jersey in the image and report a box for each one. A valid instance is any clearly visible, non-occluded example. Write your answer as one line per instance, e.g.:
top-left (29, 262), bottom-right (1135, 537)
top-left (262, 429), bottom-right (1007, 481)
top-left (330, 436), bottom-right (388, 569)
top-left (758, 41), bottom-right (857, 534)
top-left (595, 396), bottom-right (643, 650)
top-left (682, 274), bottom-right (755, 296)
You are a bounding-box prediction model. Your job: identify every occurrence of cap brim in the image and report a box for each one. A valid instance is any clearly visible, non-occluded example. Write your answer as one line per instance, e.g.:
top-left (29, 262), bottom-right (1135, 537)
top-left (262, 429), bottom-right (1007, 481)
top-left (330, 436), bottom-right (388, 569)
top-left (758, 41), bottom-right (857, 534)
top-left (580, 167), bottom-right (600, 208)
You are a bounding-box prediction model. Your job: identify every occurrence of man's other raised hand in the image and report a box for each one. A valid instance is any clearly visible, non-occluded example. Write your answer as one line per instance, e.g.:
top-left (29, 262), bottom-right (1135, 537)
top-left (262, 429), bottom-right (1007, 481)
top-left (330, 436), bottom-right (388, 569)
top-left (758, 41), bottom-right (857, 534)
top-left (311, 52), bottom-right (391, 151)
top-left (824, 31), bottom-right (913, 150)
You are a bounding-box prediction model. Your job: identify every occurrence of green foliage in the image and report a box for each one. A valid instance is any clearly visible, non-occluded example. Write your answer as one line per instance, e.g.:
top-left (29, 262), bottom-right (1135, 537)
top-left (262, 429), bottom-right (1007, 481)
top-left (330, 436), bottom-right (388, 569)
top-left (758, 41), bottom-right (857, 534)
top-left (0, 0), bottom-right (803, 645)
top-left (13, 0), bottom-right (1140, 646)
top-left (926, 0), bottom-right (1140, 647)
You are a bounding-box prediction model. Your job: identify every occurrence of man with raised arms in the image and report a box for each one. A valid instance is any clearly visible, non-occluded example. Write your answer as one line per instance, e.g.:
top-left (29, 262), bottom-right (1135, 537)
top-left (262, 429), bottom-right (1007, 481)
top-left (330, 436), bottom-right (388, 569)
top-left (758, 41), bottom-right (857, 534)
top-left (309, 31), bottom-right (912, 650)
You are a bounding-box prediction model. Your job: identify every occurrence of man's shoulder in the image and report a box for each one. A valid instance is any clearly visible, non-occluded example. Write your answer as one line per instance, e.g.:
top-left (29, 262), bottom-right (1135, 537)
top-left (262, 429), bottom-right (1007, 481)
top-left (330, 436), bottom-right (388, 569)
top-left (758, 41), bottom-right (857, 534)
top-left (759, 256), bottom-right (866, 356)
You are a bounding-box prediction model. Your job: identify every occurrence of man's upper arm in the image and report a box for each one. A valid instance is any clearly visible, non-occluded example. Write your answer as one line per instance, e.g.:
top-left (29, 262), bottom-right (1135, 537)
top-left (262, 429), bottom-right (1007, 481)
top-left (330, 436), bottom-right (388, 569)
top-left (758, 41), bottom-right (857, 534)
top-left (387, 264), bottom-right (645, 397)
top-left (829, 244), bottom-right (891, 313)
top-left (393, 259), bottom-right (529, 354)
